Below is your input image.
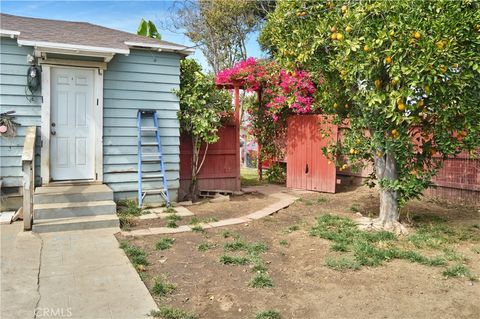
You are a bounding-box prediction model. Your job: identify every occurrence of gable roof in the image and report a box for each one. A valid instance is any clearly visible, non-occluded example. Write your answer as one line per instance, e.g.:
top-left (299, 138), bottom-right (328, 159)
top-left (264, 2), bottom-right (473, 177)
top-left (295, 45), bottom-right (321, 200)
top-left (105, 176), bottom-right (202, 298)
top-left (0, 13), bottom-right (194, 55)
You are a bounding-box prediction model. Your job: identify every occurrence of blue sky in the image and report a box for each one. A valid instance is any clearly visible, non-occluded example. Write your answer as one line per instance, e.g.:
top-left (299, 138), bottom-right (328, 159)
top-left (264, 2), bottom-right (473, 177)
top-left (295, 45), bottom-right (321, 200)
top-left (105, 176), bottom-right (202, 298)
top-left (0, 0), bottom-right (264, 71)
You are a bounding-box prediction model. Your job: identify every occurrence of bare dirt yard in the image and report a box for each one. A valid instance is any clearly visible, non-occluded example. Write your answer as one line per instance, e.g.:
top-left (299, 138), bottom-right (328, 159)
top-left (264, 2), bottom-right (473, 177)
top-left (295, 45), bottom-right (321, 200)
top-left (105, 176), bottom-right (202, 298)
top-left (116, 186), bottom-right (480, 319)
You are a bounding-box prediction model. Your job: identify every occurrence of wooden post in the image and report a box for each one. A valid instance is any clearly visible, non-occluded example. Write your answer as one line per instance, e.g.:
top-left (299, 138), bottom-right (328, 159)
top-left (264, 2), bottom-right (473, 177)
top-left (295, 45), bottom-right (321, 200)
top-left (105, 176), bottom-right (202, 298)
top-left (257, 90), bottom-right (263, 181)
top-left (22, 126), bottom-right (36, 231)
top-left (234, 85), bottom-right (241, 190)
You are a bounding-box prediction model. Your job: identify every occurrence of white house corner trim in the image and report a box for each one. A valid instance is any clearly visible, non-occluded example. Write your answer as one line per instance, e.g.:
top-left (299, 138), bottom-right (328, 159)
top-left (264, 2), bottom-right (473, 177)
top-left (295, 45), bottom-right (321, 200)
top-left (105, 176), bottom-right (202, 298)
top-left (40, 65), bottom-right (51, 185)
top-left (94, 69), bottom-right (104, 182)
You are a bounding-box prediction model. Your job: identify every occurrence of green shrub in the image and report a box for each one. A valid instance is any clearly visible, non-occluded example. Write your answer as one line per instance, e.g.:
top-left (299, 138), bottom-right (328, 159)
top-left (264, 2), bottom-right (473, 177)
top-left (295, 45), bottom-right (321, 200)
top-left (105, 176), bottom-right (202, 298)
top-left (265, 163), bottom-right (286, 184)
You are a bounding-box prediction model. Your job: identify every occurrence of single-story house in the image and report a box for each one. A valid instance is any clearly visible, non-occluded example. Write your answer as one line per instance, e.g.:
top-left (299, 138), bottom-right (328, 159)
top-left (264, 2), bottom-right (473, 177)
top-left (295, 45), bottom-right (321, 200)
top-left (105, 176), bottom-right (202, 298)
top-left (0, 13), bottom-right (193, 231)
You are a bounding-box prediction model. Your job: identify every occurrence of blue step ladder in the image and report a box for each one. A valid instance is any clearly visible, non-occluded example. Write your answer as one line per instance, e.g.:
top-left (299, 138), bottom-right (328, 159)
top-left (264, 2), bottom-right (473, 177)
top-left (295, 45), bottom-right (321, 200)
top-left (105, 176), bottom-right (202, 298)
top-left (137, 109), bottom-right (170, 208)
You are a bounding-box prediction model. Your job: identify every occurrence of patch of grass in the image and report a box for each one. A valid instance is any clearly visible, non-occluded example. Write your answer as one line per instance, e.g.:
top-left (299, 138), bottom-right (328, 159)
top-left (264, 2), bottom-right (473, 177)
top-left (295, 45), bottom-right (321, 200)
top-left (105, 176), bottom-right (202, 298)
top-left (224, 240), bottom-right (249, 252)
top-left (150, 307), bottom-right (196, 319)
top-left (198, 242), bottom-right (215, 251)
top-left (166, 214), bottom-right (182, 222)
top-left (189, 216), bottom-right (200, 225)
top-left (118, 214), bottom-right (136, 230)
top-left (442, 248), bottom-right (467, 262)
top-left (325, 257), bottom-right (361, 270)
top-left (249, 273), bottom-right (273, 288)
top-left (303, 199), bottom-right (313, 206)
top-left (286, 225), bottom-right (300, 233)
top-left (248, 241), bottom-right (268, 254)
top-left (279, 240), bottom-right (288, 247)
top-left (152, 277), bottom-right (176, 296)
top-left (219, 255), bottom-right (250, 265)
top-left (155, 238), bottom-right (175, 251)
top-left (241, 167), bottom-right (267, 187)
top-left (163, 207), bottom-right (177, 214)
top-left (191, 225), bottom-right (204, 232)
top-left (256, 310), bottom-right (281, 319)
top-left (202, 216), bottom-right (219, 223)
top-left (330, 241), bottom-right (349, 252)
top-left (350, 203), bottom-right (361, 213)
top-left (119, 241), bottom-right (148, 267)
top-left (316, 197), bottom-right (328, 204)
top-left (442, 264), bottom-right (476, 280)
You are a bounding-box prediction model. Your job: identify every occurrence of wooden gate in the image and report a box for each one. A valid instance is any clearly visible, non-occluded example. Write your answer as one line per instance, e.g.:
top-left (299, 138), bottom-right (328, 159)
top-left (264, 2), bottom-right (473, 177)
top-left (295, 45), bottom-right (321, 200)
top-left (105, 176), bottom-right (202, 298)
top-left (179, 124), bottom-right (240, 199)
top-left (286, 115), bottom-right (337, 192)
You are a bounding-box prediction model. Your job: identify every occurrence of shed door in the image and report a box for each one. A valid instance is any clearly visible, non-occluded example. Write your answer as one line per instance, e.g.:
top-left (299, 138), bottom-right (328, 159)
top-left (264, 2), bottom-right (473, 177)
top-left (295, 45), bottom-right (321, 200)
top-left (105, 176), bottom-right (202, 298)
top-left (287, 115), bottom-right (337, 193)
top-left (50, 67), bottom-right (95, 181)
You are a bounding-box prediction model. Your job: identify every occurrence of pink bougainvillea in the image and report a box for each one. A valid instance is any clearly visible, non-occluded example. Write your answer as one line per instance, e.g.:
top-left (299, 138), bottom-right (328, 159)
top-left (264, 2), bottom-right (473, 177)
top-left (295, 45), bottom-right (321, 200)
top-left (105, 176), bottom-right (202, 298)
top-left (216, 58), bottom-right (318, 119)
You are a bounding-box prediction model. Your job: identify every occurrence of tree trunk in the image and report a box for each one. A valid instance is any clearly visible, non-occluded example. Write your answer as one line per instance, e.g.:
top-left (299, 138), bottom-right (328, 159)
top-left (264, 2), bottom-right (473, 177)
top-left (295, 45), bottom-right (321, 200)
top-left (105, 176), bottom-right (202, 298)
top-left (189, 137), bottom-right (200, 202)
top-left (374, 151), bottom-right (400, 227)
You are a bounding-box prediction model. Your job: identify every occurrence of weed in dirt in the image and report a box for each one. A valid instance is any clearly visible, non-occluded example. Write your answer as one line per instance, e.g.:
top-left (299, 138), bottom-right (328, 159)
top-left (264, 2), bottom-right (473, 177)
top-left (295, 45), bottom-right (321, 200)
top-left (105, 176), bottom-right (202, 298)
top-left (119, 241), bottom-right (148, 267)
top-left (222, 230), bottom-right (240, 239)
top-left (166, 220), bottom-right (178, 228)
top-left (189, 217), bottom-right (200, 225)
top-left (198, 242), bottom-right (215, 251)
top-left (471, 246), bottom-right (480, 254)
top-left (155, 238), bottom-right (175, 251)
top-left (303, 199), bottom-right (314, 206)
top-left (152, 277), bottom-right (176, 296)
top-left (331, 241), bottom-right (349, 252)
top-left (325, 257), bottom-right (361, 270)
top-left (256, 310), bottom-right (281, 319)
top-left (163, 207), bottom-right (177, 214)
top-left (191, 225), bottom-right (204, 232)
top-left (286, 225), bottom-right (300, 233)
top-left (150, 307), bottom-right (196, 319)
top-left (219, 255), bottom-right (250, 265)
top-left (350, 203), bottom-right (361, 212)
top-left (442, 264), bottom-right (476, 280)
top-left (252, 261), bottom-right (268, 273)
top-left (279, 240), bottom-right (288, 247)
top-left (117, 200), bottom-right (144, 229)
top-left (249, 273), bottom-right (273, 288)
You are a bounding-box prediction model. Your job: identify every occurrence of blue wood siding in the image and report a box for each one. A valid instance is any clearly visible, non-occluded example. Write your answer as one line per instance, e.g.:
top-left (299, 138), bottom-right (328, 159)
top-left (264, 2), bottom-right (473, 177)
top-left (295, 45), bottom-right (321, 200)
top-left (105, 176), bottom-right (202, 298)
top-left (0, 38), bottom-right (41, 187)
top-left (103, 50), bottom-right (181, 201)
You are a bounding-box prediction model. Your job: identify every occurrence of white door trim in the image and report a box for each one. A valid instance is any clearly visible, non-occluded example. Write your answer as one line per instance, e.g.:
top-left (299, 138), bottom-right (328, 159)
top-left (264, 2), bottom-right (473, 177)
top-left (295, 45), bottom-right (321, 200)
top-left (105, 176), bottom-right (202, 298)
top-left (40, 64), bottom-right (104, 185)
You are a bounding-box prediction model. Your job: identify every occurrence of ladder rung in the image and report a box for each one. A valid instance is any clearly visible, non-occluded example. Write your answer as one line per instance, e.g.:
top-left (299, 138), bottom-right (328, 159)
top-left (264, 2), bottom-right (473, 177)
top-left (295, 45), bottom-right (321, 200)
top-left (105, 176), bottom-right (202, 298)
top-left (142, 173), bottom-right (164, 179)
top-left (142, 152), bottom-right (161, 157)
top-left (143, 189), bottom-right (166, 195)
top-left (141, 142), bottom-right (159, 146)
top-left (141, 127), bottom-right (158, 131)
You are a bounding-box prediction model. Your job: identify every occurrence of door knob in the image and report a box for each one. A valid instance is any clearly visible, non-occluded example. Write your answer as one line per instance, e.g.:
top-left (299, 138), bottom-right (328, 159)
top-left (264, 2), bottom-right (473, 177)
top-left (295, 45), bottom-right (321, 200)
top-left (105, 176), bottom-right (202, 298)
top-left (51, 122), bottom-right (56, 135)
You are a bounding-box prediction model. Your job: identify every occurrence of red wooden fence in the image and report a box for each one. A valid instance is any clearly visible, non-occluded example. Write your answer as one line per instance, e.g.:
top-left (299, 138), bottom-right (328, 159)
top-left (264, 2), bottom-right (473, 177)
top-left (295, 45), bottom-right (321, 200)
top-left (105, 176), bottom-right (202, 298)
top-left (179, 124), bottom-right (241, 200)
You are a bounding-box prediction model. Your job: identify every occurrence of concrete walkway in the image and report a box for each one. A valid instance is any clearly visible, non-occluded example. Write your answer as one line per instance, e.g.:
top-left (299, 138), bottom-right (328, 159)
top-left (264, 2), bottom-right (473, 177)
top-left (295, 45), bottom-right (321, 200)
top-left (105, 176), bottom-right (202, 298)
top-left (122, 185), bottom-right (299, 237)
top-left (1, 224), bottom-right (157, 319)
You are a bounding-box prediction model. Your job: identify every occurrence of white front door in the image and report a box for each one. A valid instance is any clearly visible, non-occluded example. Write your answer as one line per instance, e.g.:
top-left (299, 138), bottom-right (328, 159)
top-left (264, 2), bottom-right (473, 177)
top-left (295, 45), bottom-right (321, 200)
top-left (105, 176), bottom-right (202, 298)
top-left (50, 67), bottom-right (95, 181)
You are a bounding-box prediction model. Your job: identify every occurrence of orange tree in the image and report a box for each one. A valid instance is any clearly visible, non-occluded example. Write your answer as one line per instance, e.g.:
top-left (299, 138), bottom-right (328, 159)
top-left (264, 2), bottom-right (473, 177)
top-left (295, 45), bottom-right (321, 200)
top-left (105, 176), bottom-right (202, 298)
top-left (261, 0), bottom-right (480, 231)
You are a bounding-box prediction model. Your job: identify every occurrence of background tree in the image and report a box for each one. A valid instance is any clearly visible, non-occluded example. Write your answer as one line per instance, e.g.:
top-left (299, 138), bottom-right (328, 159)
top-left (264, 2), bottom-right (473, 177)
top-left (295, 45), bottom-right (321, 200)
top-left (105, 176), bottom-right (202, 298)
top-left (261, 0), bottom-right (480, 232)
top-left (175, 59), bottom-right (232, 200)
top-left (137, 18), bottom-right (161, 40)
top-left (169, 0), bottom-right (275, 73)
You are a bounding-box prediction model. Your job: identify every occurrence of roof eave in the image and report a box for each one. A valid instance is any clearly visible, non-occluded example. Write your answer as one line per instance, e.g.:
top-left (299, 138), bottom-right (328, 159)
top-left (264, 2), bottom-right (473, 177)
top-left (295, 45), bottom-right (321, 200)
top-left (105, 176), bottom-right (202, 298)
top-left (17, 39), bottom-right (130, 55)
top-left (124, 41), bottom-right (195, 56)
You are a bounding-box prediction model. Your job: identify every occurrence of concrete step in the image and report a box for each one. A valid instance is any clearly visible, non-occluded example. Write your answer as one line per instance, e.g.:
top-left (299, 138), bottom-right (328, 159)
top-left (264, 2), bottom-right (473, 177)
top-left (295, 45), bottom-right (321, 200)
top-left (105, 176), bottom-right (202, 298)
top-left (34, 200), bottom-right (116, 220)
top-left (32, 215), bottom-right (119, 233)
top-left (34, 184), bottom-right (113, 204)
